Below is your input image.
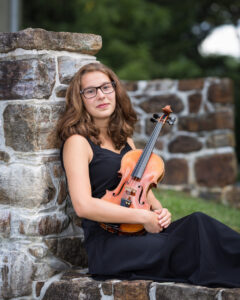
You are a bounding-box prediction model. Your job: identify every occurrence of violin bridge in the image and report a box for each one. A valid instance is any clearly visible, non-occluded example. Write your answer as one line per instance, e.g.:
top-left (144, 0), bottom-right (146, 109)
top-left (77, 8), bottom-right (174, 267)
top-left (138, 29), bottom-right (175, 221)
top-left (125, 186), bottom-right (136, 196)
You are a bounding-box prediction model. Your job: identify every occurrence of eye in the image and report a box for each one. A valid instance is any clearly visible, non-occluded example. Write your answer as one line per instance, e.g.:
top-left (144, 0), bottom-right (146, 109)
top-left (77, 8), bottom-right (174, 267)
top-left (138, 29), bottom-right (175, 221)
top-left (84, 88), bottom-right (96, 96)
top-left (102, 83), bottom-right (112, 91)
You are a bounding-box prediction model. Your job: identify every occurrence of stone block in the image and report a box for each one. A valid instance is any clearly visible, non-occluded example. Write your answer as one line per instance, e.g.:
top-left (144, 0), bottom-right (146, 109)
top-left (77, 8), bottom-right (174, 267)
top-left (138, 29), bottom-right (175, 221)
top-left (143, 79), bottom-right (175, 91)
top-left (178, 111), bottom-right (234, 132)
top-left (195, 153), bottom-right (237, 187)
top-left (168, 135), bottom-right (202, 153)
top-left (0, 55), bottom-right (56, 100)
top-left (155, 282), bottom-right (219, 299)
top-left (58, 56), bottom-right (97, 84)
top-left (44, 236), bottom-right (88, 267)
top-left (161, 158), bottom-right (188, 185)
top-left (139, 94), bottom-right (184, 114)
top-left (55, 85), bottom-right (67, 98)
top-left (43, 277), bottom-right (101, 300)
top-left (206, 132), bottom-right (235, 148)
top-left (222, 185), bottom-right (240, 209)
top-left (178, 78), bottom-right (204, 91)
top-left (57, 179), bottom-right (68, 205)
top-left (0, 28), bottom-right (102, 54)
top-left (0, 164), bottom-right (55, 208)
top-left (221, 288), bottom-right (240, 300)
top-left (114, 280), bottom-right (151, 300)
top-left (0, 208), bottom-right (11, 238)
top-left (208, 79), bottom-right (233, 104)
top-left (188, 93), bottom-right (202, 113)
top-left (3, 102), bottom-right (65, 151)
top-left (0, 250), bottom-right (34, 299)
top-left (0, 151), bottom-right (10, 163)
top-left (19, 212), bottom-right (69, 236)
top-left (122, 80), bottom-right (138, 91)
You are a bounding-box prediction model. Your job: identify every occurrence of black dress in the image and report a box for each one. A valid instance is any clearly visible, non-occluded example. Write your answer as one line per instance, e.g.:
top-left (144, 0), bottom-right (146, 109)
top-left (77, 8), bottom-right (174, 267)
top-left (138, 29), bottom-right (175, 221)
top-left (63, 139), bottom-right (240, 288)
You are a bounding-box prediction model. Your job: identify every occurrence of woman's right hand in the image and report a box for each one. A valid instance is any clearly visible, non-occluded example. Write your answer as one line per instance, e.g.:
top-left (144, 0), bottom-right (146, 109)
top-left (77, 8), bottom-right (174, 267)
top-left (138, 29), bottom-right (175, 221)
top-left (141, 210), bottom-right (163, 233)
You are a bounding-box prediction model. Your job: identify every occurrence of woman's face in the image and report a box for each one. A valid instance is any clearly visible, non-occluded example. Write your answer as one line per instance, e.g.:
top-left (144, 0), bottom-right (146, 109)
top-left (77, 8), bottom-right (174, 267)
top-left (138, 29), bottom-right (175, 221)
top-left (80, 71), bottom-right (116, 122)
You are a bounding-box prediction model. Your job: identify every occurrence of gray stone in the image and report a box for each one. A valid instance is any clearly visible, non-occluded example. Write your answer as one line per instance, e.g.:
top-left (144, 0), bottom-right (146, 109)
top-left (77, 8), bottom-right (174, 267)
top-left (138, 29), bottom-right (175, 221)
top-left (0, 55), bottom-right (56, 100)
top-left (0, 250), bottom-right (34, 299)
top-left (44, 236), bottom-right (88, 267)
top-left (0, 28), bottom-right (102, 54)
top-left (206, 132), bottom-right (235, 148)
top-left (143, 79), bottom-right (175, 91)
top-left (155, 282), bottom-right (219, 300)
top-left (43, 276), bottom-right (101, 300)
top-left (0, 151), bottom-right (10, 163)
top-left (0, 209), bottom-right (11, 238)
top-left (0, 164), bottom-right (55, 208)
top-left (3, 102), bottom-right (65, 151)
top-left (58, 56), bottom-right (97, 84)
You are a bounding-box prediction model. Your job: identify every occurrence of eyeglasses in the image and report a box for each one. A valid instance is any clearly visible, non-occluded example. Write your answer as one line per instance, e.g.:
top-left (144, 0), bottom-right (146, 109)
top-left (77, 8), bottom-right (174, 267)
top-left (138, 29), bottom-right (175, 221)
top-left (80, 81), bottom-right (116, 99)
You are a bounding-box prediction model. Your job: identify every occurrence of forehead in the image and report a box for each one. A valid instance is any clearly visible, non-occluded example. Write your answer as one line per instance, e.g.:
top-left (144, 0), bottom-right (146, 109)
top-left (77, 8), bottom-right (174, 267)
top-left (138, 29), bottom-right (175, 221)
top-left (81, 71), bottom-right (110, 88)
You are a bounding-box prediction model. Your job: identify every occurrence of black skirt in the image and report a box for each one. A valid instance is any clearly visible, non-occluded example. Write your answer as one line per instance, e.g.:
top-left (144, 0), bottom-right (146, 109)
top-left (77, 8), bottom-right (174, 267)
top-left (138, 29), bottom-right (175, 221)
top-left (84, 212), bottom-right (240, 288)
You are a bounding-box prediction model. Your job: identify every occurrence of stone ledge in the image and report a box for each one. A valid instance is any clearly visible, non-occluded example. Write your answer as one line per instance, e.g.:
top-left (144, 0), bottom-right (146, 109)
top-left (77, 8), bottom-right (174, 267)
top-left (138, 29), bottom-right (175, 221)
top-left (42, 269), bottom-right (240, 300)
top-left (0, 28), bottom-right (102, 54)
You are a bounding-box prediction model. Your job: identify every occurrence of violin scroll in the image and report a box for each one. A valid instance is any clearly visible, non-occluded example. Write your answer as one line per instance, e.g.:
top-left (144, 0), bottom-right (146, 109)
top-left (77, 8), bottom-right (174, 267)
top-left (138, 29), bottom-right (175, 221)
top-left (151, 105), bottom-right (176, 125)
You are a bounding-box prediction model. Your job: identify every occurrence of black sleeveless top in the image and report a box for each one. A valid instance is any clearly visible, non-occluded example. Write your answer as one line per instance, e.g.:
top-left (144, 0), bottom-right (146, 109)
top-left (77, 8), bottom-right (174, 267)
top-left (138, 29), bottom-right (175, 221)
top-left (87, 138), bottom-right (132, 198)
top-left (60, 137), bottom-right (132, 240)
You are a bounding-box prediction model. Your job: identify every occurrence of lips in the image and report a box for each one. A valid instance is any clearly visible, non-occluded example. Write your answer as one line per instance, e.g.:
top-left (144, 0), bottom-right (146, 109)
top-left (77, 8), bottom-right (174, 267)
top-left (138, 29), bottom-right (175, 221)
top-left (96, 103), bottom-right (110, 109)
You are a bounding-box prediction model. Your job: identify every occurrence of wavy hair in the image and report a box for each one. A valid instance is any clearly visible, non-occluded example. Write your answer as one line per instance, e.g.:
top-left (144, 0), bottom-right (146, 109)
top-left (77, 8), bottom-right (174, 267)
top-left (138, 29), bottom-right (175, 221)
top-left (57, 63), bottom-right (137, 150)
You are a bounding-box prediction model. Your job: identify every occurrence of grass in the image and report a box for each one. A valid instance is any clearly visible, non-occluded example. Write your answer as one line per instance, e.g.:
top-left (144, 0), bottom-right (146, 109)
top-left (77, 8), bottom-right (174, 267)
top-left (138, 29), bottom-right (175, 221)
top-left (153, 188), bottom-right (240, 233)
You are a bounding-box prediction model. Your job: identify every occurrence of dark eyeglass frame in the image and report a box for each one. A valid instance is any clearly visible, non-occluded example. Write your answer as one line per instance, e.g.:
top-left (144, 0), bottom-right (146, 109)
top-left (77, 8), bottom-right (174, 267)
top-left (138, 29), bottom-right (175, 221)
top-left (80, 81), bottom-right (116, 99)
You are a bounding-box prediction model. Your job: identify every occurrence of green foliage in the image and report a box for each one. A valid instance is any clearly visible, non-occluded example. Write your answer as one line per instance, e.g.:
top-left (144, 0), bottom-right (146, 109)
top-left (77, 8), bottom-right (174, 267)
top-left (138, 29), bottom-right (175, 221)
top-left (154, 189), bottom-right (240, 232)
top-left (21, 0), bottom-right (240, 162)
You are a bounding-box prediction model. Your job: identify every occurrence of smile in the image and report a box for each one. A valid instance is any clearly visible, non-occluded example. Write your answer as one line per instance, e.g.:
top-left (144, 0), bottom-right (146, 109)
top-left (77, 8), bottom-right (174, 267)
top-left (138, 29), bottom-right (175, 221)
top-left (96, 103), bottom-right (110, 109)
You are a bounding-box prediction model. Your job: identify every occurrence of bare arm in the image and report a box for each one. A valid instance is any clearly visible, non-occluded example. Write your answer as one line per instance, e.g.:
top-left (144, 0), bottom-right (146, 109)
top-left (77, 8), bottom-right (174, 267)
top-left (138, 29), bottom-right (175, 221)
top-left (63, 135), bottom-right (162, 233)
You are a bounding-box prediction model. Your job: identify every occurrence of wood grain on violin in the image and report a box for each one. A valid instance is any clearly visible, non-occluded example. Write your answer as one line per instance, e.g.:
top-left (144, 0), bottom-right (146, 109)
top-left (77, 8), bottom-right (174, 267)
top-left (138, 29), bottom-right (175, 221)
top-left (100, 105), bottom-right (176, 235)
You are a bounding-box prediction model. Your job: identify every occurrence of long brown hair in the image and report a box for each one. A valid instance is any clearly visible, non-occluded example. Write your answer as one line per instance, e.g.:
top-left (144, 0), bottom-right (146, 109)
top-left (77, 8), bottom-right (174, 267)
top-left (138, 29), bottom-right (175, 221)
top-left (57, 63), bottom-right (137, 150)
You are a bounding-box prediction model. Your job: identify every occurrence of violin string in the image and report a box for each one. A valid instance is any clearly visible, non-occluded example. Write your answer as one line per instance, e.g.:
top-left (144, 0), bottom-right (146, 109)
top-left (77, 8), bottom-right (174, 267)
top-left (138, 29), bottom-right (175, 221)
top-left (132, 121), bottom-right (163, 179)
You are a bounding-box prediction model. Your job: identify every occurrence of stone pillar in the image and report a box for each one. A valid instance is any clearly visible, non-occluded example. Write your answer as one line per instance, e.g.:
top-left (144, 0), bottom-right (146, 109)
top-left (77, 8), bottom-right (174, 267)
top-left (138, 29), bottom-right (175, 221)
top-left (0, 28), bottom-right (101, 300)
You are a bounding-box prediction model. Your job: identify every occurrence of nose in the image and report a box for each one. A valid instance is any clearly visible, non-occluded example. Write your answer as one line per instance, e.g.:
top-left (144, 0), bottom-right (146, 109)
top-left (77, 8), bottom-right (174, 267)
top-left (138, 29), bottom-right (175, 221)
top-left (96, 87), bottom-right (105, 98)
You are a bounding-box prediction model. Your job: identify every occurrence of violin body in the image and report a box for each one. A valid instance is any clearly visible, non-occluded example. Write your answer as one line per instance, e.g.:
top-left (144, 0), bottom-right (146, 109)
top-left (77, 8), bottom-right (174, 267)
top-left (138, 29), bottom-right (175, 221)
top-left (102, 149), bottom-right (165, 234)
top-left (101, 105), bottom-right (175, 235)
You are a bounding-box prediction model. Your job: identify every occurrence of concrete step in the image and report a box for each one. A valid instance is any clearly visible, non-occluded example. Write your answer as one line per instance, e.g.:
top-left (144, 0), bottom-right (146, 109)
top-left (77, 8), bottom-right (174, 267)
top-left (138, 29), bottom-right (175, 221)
top-left (42, 269), bottom-right (240, 300)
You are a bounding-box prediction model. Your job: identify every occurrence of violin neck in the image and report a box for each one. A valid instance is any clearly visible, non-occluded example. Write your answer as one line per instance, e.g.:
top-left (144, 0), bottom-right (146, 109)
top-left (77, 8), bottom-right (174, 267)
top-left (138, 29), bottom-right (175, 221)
top-left (132, 121), bottom-right (163, 179)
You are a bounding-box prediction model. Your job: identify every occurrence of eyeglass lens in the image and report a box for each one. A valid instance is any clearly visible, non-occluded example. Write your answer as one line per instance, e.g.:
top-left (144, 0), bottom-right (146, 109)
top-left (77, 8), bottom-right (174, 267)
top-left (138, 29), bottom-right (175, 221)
top-left (82, 82), bottom-right (115, 99)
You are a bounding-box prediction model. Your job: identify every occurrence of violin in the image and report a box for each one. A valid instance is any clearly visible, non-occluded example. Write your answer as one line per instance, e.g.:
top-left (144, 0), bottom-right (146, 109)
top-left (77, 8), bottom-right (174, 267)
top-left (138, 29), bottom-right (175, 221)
top-left (100, 105), bottom-right (176, 235)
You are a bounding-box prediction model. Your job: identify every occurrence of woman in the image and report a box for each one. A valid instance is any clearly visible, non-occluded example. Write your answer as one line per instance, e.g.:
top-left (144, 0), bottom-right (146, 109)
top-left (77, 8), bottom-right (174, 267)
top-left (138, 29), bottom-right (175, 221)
top-left (58, 62), bottom-right (240, 287)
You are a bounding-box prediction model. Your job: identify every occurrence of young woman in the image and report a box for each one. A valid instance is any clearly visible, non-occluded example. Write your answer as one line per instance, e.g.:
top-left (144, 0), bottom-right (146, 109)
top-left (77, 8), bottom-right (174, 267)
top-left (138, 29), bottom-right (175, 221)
top-left (58, 62), bottom-right (240, 287)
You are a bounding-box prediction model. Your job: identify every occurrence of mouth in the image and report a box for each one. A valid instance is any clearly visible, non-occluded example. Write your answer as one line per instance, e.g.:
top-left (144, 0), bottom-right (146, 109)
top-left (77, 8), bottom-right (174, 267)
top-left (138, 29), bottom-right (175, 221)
top-left (96, 103), bottom-right (110, 109)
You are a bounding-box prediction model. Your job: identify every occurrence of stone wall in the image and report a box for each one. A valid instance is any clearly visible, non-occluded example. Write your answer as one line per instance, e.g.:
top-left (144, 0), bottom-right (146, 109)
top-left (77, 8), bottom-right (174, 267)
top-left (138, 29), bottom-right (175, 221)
top-left (0, 28), bottom-right (239, 300)
top-left (124, 78), bottom-right (239, 206)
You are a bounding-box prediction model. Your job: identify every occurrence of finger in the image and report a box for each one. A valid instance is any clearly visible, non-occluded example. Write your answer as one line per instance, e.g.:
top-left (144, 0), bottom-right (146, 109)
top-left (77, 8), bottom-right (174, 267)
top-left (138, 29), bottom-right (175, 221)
top-left (157, 209), bottom-right (168, 219)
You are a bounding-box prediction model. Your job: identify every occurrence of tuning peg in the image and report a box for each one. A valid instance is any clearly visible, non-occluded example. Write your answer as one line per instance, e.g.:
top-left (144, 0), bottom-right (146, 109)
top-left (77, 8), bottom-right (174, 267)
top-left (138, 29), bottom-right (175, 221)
top-left (153, 113), bottom-right (160, 119)
top-left (150, 117), bottom-right (158, 123)
top-left (167, 116), bottom-right (176, 125)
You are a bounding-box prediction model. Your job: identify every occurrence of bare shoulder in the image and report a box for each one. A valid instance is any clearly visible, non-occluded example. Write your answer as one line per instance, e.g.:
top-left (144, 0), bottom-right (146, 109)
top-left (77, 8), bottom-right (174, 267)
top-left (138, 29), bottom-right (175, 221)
top-left (63, 135), bottom-right (93, 165)
top-left (127, 137), bottom-right (136, 150)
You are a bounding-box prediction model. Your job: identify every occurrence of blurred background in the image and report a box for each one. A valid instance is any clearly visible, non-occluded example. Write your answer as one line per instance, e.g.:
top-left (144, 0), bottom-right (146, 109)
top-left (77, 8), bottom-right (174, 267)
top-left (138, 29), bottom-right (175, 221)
top-left (1, 0), bottom-right (240, 171)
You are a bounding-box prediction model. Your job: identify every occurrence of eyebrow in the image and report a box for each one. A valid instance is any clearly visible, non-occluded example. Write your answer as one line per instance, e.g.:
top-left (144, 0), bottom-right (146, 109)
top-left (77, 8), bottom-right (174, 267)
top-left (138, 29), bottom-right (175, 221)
top-left (82, 81), bottom-right (111, 90)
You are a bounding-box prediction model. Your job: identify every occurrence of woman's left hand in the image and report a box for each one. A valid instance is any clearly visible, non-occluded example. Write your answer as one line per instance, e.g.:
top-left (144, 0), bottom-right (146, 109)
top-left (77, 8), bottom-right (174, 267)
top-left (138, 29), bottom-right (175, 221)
top-left (154, 208), bottom-right (172, 229)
